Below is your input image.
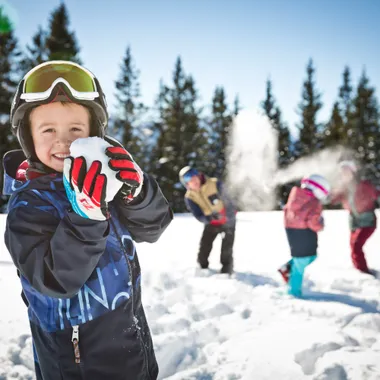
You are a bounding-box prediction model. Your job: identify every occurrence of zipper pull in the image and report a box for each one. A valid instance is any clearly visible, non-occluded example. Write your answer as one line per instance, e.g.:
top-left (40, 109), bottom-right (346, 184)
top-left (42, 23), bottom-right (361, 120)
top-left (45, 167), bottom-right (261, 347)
top-left (71, 325), bottom-right (81, 364)
top-left (72, 325), bottom-right (79, 343)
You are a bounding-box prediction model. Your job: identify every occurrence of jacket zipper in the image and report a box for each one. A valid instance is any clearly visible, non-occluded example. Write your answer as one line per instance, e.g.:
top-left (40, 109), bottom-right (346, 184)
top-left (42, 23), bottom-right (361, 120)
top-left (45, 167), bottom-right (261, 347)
top-left (71, 325), bottom-right (81, 364)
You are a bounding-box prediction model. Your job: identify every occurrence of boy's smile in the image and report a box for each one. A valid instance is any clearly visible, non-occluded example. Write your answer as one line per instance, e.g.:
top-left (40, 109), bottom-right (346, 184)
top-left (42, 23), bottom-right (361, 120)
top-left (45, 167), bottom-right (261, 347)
top-left (30, 102), bottom-right (91, 172)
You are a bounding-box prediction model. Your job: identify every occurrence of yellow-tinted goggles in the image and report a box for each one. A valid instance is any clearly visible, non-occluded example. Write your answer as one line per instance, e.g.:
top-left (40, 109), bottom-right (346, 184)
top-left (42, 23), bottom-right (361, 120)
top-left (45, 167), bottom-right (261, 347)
top-left (21, 61), bottom-right (99, 102)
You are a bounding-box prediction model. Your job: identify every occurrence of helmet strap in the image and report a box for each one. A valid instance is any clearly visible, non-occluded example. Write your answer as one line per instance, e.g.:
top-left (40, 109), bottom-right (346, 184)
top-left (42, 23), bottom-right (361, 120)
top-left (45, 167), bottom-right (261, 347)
top-left (25, 160), bottom-right (56, 179)
top-left (17, 118), bottom-right (37, 162)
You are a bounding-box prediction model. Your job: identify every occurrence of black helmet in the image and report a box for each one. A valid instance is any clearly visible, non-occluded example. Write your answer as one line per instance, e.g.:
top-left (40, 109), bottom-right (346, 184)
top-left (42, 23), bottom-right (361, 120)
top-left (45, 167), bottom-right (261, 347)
top-left (10, 60), bottom-right (108, 160)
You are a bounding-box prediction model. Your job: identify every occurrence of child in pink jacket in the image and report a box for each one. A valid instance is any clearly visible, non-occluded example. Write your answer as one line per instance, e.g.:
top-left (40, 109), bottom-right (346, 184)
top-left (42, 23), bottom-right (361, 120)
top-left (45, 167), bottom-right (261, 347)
top-left (278, 174), bottom-right (330, 296)
top-left (330, 161), bottom-right (380, 274)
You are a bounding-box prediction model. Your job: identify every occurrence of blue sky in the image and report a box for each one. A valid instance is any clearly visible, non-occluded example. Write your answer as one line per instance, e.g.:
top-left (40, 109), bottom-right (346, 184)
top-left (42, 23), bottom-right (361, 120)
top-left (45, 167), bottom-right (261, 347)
top-left (2, 0), bottom-right (380, 134)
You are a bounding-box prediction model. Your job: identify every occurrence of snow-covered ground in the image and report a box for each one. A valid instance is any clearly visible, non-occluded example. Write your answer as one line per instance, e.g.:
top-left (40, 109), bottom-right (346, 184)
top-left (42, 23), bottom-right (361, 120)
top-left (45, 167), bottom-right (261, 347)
top-left (1, 210), bottom-right (380, 380)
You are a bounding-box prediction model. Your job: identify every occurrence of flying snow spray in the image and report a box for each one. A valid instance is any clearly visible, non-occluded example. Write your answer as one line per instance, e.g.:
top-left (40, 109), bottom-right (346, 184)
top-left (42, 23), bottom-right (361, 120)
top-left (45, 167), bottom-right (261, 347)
top-left (226, 109), bottom-right (354, 210)
top-left (226, 109), bottom-right (278, 211)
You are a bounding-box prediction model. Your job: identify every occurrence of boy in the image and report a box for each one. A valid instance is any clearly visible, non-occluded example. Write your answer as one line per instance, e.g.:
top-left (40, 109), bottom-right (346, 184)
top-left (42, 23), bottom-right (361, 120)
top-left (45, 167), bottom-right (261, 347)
top-left (3, 61), bottom-right (173, 380)
top-left (279, 174), bottom-right (330, 297)
top-left (179, 166), bottom-right (236, 274)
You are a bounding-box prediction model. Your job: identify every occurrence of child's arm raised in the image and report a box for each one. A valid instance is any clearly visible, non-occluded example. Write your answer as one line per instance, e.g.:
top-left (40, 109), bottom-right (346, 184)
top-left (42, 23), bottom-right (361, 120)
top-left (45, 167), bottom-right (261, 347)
top-left (5, 197), bottom-right (109, 299)
top-left (328, 190), bottom-right (344, 205)
top-left (112, 173), bottom-right (173, 243)
top-left (105, 144), bottom-right (173, 243)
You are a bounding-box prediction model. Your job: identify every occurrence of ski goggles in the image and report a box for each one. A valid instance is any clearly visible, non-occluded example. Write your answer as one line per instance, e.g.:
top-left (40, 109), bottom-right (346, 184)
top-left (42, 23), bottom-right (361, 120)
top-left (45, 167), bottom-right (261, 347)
top-left (183, 168), bottom-right (199, 183)
top-left (20, 61), bottom-right (100, 102)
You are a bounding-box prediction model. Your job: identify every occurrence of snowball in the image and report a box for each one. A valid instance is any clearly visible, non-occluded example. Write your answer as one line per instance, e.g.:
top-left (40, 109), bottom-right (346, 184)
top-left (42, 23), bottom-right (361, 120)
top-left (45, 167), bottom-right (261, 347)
top-left (70, 137), bottom-right (123, 202)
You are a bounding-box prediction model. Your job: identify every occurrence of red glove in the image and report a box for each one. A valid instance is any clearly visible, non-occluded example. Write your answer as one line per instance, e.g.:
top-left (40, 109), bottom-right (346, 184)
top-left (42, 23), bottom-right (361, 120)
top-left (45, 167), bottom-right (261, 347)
top-left (63, 157), bottom-right (109, 221)
top-left (105, 146), bottom-right (144, 201)
top-left (210, 208), bottom-right (227, 226)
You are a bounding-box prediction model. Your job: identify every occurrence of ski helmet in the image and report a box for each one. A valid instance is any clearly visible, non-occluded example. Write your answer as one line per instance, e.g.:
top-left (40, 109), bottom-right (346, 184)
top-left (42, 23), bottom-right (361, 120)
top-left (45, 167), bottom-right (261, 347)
top-left (179, 166), bottom-right (199, 187)
top-left (10, 60), bottom-right (108, 160)
top-left (301, 174), bottom-right (331, 201)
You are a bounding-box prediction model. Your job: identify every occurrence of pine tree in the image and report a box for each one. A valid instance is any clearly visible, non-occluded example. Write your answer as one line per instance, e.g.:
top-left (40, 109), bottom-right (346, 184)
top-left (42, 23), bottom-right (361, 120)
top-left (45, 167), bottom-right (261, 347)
top-left (334, 66), bottom-right (353, 145)
top-left (113, 46), bottom-right (146, 165)
top-left (147, 80), bottom-right (167, 174)
top-left (233, 95), bottom-right (241, 116)
top-left (295, 59), bottom-right (323, 157)
top-left (261, 79), bottom-right (291, 166)
top-left (152, 57), bottom-right (204, 211)
top-left (350, 70), bottom-right (380, 182)
top-left (0, 6), bottom-right (12, 34)
top-left (21, 26), bottom-right (48, 72)
top-left (45, 3), bottom-right (81, 63)
top-left (208, 86), bottom-right (232, 178)
top-left (147, 80), bottom-right (170, 174)
top-left (0, 11), bottom-right (22, 198)
top-left (339, 66), bottom-right (353, 127)
top-left (261, 79), bottom-right (275, 118)
top-left (323, 102), bottom-right (344, 147)
top-left (322, 67), bottom-right (353, 148)
top-left (261, 79), bottom-right (292, 206)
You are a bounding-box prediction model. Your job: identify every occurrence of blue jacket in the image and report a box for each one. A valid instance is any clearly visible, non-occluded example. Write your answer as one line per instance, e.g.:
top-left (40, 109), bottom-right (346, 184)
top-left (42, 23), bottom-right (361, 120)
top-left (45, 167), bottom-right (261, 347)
top-left (3, 150), bottom-right (173, 380)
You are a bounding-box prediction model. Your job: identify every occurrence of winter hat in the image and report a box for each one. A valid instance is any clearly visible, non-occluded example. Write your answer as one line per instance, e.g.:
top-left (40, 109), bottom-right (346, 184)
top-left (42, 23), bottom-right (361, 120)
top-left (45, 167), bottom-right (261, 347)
top-left (301, 174), bottom-right (331, 201)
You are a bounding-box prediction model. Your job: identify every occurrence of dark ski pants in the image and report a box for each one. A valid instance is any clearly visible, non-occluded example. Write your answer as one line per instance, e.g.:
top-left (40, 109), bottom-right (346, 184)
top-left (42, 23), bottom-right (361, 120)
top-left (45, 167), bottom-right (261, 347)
top-left (198, 223), bottom-right (235, 270)
top-left (350, 227), bottom-right (375, 273)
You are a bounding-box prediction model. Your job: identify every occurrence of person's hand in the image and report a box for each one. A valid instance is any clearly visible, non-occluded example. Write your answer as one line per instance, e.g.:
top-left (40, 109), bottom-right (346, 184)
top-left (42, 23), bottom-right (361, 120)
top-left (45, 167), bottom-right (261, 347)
top-left (211, 211), bottom-right (222, 220)
top-left (105, 146), bottom-right (144, 202)
top-left (63, 157), bottom-right (108, 221)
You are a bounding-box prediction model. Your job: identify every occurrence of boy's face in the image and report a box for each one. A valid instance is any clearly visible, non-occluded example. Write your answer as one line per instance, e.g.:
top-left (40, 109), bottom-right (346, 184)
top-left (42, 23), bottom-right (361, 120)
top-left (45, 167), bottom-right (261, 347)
top-left (186, 175), bottom-right (201, 191)
top-left (30, 102), bottom-right (91, 172)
